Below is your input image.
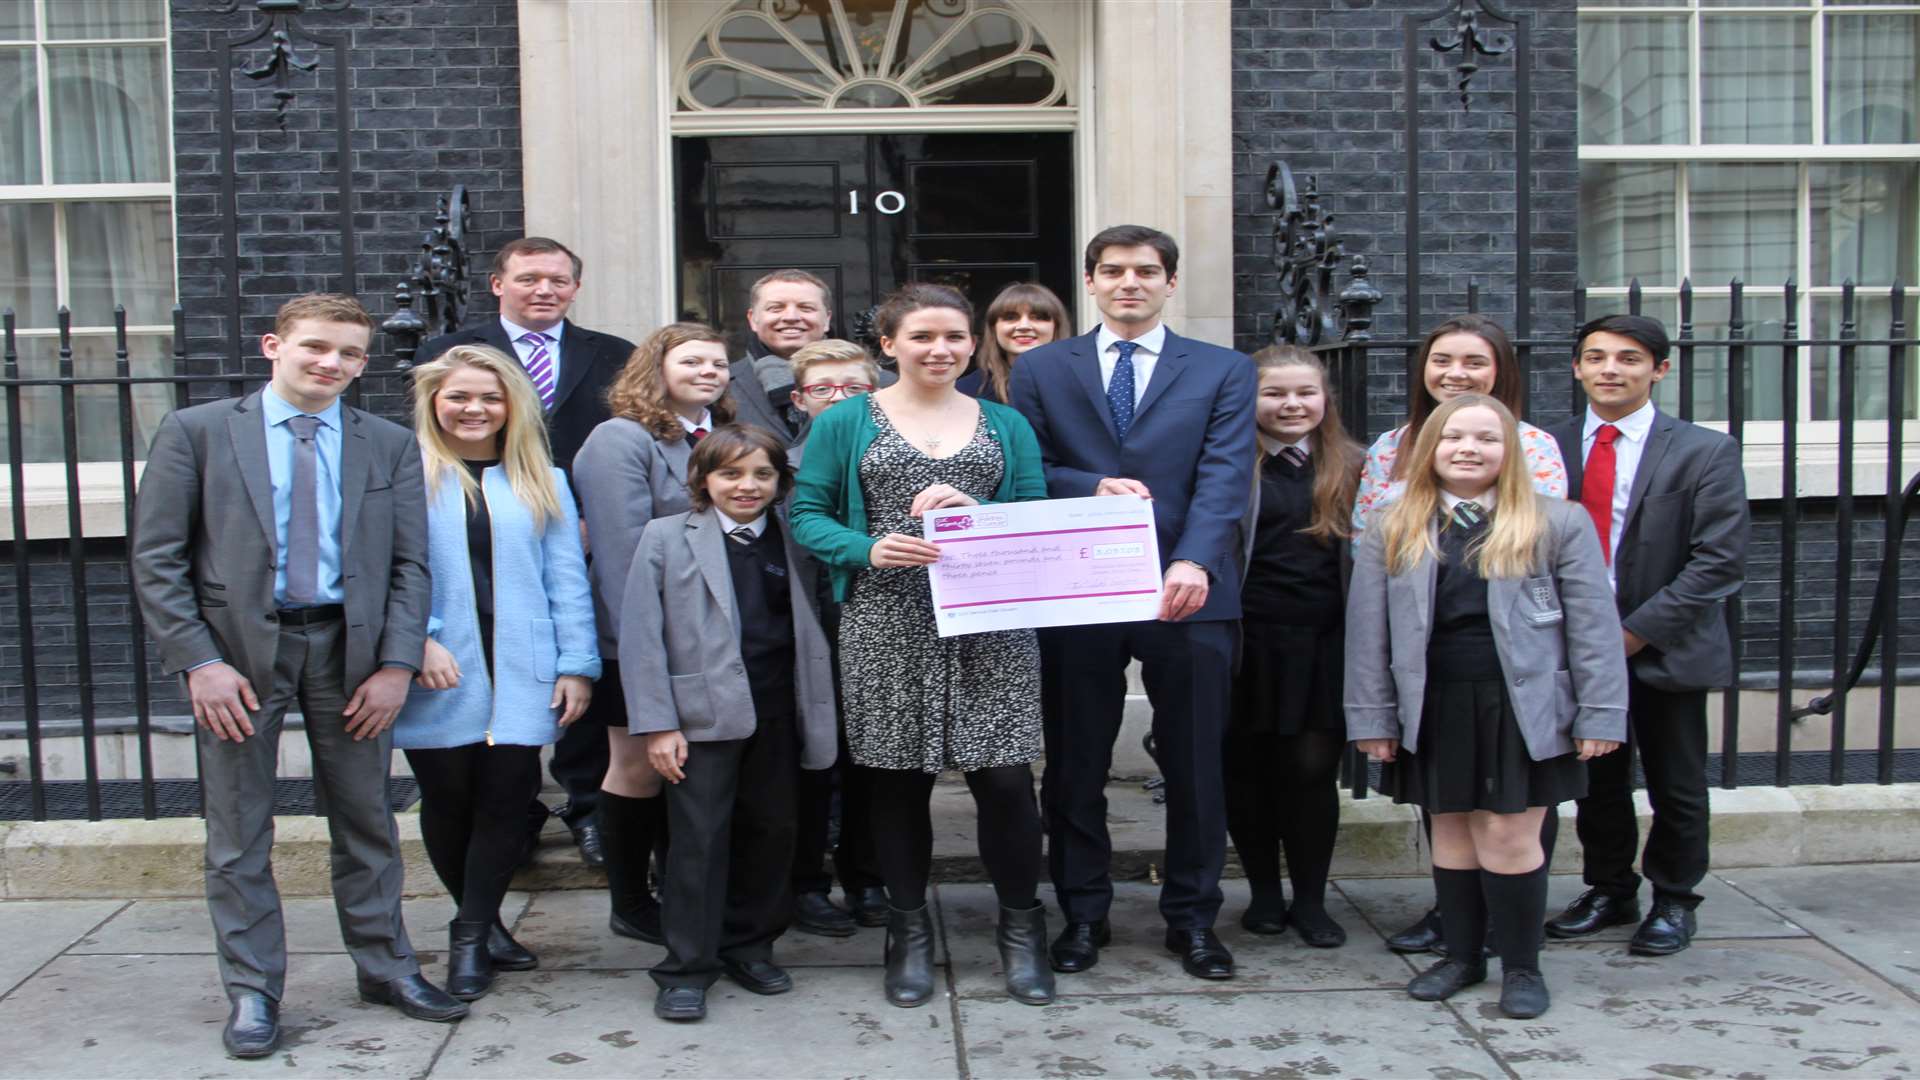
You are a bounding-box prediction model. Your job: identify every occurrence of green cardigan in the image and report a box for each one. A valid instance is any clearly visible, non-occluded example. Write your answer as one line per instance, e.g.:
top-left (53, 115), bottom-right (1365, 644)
top-left (790, 394), bottom-right (1049, 602)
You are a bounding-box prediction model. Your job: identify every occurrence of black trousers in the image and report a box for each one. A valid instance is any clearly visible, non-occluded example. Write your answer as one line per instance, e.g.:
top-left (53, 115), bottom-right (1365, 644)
top-left (792, 722), bottom-right (881, 895)
top-left (653, 711), bottom-right (800, 989)
top-left (550, 662), bottom-right (619, 826)
top-left (1043, 619), bottom-right (1234, 930)
top-left (1574, 676), bottom-right (1711, 907)
top-left (404, 742), bottom-right (543, 923)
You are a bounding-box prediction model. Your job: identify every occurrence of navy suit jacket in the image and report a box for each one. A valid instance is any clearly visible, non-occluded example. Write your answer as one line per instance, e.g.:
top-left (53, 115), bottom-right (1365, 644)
top-left (1009, 327), bottom-right (1257, 621)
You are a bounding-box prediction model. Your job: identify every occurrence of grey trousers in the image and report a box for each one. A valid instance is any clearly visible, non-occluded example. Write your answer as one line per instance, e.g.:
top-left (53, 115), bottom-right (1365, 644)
top-left (197, 617), bottom-right (418, 1001)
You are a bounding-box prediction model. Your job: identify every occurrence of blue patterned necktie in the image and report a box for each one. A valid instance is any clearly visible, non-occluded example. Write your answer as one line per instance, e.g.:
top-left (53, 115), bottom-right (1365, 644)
top-left (1108, 340), bottom-right (1138, 440)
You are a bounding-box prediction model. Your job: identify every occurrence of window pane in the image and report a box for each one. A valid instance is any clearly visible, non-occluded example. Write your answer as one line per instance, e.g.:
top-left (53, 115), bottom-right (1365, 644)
top-left (1812, 163), bottom-right (1919, 288)
top-left (1580, 163), bottom-right (1677, 286)
top-left (0, 1), bottom-right (29, 40)
top-left (0, 46), bottom-right (38, 183)
top-left (1812, 294), bottom-right (1920, 421)
top-left (0, 202), bottom-right (58, 327)
top-left (1689, 164), bottom-right (1798, 287)
top-left (66, 199), bottom-right (175, 327)
top-left (1578, 16), bottom-right (1689, 145)
top-left (1657, 293), bottom-right (1789, 422)
top-left (46, 0), bottom-right (166, 40)
top-left (1701, 16), bottom-right (1811, 144)
top-left (47, 45), bottom-right (170, 183)
top-left (0, 333), bottom-right (173, 465)
top-left (1826, 14), bottom-right (1919, 145)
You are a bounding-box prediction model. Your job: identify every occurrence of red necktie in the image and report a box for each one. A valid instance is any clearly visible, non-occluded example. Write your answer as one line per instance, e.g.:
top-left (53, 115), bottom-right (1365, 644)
top-left (690, 427), bottom-right (707, 444)
top-left (1581, 423), bottom-right (1621, 564)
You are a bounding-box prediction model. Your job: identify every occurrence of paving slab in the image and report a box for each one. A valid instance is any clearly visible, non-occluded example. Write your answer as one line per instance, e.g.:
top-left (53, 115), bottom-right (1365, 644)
top-left (434, 966), bottom-right (960, 1078)
top-left (1334, 872), bottom-right (1808, 947)
top-left (1463, 936), bottom-right (1920, 1079)
top-left (940, 882), bottom-right (1414, 999)
top-left (0, 899), bottom-right (124, 997)
top-left (0, 951), bottom-right (456, 1078)
top-left (957, 989), bottom-right (1496, 1079)
top-left (68, 892), bottom-right (531, 960)
top-left (1720, 862), bottom-right (1920, 998)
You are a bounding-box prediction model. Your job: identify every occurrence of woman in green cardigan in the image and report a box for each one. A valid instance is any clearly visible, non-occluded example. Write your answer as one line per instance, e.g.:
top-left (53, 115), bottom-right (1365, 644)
top-left (790, 283), bottom-right (1054, 1010)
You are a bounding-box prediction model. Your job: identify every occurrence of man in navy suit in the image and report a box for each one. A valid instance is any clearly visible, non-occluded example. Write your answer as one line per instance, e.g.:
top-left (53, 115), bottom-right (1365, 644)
top-left (1009, 225), bottom-right (1256, 980)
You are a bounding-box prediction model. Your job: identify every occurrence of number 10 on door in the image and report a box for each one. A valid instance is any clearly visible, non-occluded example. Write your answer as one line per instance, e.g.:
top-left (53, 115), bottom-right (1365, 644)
top-left (849, 190), bottom-right (906, 215)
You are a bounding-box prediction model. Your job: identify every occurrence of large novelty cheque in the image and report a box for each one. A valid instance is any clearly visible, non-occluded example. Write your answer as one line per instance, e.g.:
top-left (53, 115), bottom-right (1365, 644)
top-left (921, 495), bottom-right (1163, 637)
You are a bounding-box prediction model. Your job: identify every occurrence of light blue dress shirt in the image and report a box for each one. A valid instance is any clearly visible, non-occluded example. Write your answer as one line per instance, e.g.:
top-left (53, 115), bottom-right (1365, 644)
top-left (261, 387), bottom-right (346, 608)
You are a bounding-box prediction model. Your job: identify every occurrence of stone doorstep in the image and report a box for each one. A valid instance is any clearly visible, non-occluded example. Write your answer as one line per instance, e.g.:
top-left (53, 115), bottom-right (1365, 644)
top-left (4, 781), bottom-right (1915, 900)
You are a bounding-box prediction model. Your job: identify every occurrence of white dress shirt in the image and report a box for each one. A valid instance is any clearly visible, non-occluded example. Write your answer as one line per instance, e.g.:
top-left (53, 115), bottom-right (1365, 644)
top-left (677, 408), bottom-right (714, 437)
top-left (1581, 399), bottom-right (1656, 592)
top-left (1095, 321), bottom-right (1167, 408)
top-left (1260, 432), bottom-right (1314, 456)
top-left (722, 511), bottom-right (767, 538)
top-left (1440, 487), bottom-right (1497, 515)
top-left (501, 315), bottom-right (564, 388)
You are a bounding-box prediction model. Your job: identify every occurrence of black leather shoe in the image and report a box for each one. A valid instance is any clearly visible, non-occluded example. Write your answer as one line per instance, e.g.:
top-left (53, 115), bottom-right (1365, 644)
top-left (570, 819), bottom-right (607, 868)
top-left (1628, 898), bottom-right (1697, 956)
top-left (1049, 920), bottom-right (1110, 974)
top-left (1288, 905), bottom-right (1349, 949)
top-left (488, 920), bottom-right (538, 971)
top-left (1500, 968), bottom-right (1551, 1018)
top-left (1239, 894), bottom-right (1289, 935)
top-left (721, 956), bottom-right (794, 995)
top-left (1387, 907), bottom-right (1443, 954)
top-left (1164, 928), bottom-right (1235, 980)
top-left (851, 886), bottom-right (890, 928)
top-left (1406, 958), bottom-right (1486, 1001)
top-left (793, 890), bottom-right (858, 938)
top-left (611, 898), bottom-right (664, 946)
top-left (356, 972), bottom-right (469, 1022)
top-left (1545, 888), bottom-right (1641, 940)
top-left (222, 992), bottom-right (280, 1058)
top-left (653, 985), bottom-right (706, 1021)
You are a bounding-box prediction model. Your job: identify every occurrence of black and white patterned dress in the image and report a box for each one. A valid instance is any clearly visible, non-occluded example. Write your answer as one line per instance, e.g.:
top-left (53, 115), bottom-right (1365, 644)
top-left (838, 397), bottom-right (1043, 774)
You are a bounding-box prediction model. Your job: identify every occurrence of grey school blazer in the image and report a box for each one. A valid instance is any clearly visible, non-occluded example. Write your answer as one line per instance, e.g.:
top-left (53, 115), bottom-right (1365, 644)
top-left (617, 506), bottom-right (837, 770)
top-left (1344, 496), bottom-right (1630, 761)
top-left (572, 417), bottom-right (694, 655)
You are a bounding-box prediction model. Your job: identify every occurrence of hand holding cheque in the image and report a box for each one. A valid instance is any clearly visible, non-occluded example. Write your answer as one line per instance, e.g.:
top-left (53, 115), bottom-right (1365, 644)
top-left (870, 483), bottom-right (979, 567)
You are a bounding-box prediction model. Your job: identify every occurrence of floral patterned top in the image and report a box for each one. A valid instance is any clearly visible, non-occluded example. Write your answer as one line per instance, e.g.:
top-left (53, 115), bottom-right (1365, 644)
top-left (1350, 420), bottom-right (1569, 540)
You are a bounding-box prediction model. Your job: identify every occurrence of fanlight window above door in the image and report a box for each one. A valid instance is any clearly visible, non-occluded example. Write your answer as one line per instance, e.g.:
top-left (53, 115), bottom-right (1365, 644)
top-left (680, 0), bottom-right (1066, 110)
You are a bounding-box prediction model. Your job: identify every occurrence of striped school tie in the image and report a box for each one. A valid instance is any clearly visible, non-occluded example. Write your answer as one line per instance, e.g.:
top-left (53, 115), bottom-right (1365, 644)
top-left (1450, 500), bottom-right (1486, 530)
top-left (1280, 445), bottom-right (1309, 468)
top-left (518, 331), bottom-right (556, 409)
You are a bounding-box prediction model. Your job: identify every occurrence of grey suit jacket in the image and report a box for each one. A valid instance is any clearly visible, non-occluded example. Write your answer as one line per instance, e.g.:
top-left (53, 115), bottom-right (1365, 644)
top-left (572, 417), bottom-right (695, 655)
top-left (1344, 496), bottom-right (1630, 761)
top-left (1548, 410), bottom-right (1750, 692)
top-left (131, 391), bottom-right (431, 695)
top-left (617, 507), bottom-right (837, 769)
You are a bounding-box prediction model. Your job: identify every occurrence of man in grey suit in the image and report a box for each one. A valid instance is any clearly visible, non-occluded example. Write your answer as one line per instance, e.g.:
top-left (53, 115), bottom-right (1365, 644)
top-left (132, 294), bottom-right (466, 1058)
top-left (1542, 314), bottom-right (1750, 957)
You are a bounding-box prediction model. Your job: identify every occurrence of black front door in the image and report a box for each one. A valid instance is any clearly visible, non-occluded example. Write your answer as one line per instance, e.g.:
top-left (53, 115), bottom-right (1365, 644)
top-left (675, 132), bottom-right (1075, 350)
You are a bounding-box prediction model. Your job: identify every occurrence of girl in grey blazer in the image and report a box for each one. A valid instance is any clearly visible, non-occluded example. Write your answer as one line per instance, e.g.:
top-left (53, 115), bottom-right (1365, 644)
top-left (1346, 395), bottom-right (1628, 1020)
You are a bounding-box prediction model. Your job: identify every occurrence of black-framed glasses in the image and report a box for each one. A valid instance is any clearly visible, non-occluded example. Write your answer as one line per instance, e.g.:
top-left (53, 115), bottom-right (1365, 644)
top-left (798, 383), bottom-right (875, 400)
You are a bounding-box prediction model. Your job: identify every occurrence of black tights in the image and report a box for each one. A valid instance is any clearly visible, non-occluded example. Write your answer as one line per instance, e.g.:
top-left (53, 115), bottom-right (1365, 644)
top-left (404, 743), bottom-right (542, 924)
top-left (868, 765), bottom-right (1041, 910)
top-left (1223, 729), bottom-right (1345, 910)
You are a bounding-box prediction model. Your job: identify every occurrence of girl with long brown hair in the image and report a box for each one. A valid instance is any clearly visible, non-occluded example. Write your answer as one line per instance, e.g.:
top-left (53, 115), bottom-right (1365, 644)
top-left (957, 282), bottom-right (1073, 404)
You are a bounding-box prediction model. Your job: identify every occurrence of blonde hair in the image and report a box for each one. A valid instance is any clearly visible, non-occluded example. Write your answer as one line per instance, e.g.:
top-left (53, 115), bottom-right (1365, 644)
top-left (1250, 345), bottom-right (1363, 542)
top-left (411, 345), bottom-right (563, 529)
top-left (1377, 394), bottom-right (1546, 579)
top-left (790, 339), bottom-right (878, 387)
top-left (604, 322), bottom-right (736, 441)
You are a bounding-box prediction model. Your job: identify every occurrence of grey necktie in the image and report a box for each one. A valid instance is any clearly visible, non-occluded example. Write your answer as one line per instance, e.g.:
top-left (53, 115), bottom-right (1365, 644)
top-left (285, 414), bottom-right (322, 604)
top-left (727, 525), bottom-right (756, 546)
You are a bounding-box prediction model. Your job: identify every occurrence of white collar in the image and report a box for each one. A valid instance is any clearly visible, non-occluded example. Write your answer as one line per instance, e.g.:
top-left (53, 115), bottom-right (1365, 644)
top-left (1440, 487), bottom-right (1497, 513)
top-left (1584, 399), bottom-right (1656, 441)
top-left (1095, 321), bottom-right (1168, 357)
top-left (1259, 432), bottom-right (1313, 455)
top-left (720, 512), bottom-right (767, 538)
top-left (501, 315), bottom-right (565, 345)
top-left (676, 408), bottom-right (713, 435)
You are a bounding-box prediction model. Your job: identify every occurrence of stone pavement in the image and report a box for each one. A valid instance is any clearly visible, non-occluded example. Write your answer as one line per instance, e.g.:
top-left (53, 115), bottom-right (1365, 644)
top-left (0, 866), bottom-right (1915, 1079)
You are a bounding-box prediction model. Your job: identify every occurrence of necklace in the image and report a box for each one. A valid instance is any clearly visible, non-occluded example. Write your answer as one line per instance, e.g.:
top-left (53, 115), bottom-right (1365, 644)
top-left (898, 395), bottom-right (960, 453)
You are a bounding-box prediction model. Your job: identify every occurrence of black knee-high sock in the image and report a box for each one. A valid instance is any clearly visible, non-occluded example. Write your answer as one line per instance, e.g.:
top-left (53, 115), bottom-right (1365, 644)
top-left (1538, 807), bottom-right (1560, 868)
top-left (1481, 863), bottom-right (1548, 974)
top-left (1433, 866), bottom-right (1487, 966)
top-left (598, 791), bottom-right (657, 919)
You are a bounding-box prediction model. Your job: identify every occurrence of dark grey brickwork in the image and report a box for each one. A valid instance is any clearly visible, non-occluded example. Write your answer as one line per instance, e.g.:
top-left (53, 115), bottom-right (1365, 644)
top-left (1231, 0), bottom-right (1580, 435)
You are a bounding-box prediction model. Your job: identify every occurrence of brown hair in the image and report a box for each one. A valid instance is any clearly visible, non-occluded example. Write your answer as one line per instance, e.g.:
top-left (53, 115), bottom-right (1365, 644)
top-left (789, 339), bottom-right (878, 387)
top-left (1250, 345), bottom-right (1364, 542)
top-left (272, 293), bottom-right (374, 338)
top-left (1392, 315), bottom-right (1524, 482)
top-left (686, 424), bottom-right (794, 510)
top-left (874, 282), bottom-right (973, 340)
top-left (604, 322), bottom-right (735, 441)
top-left (975, 282), bottom-right (1074, 404)
top-left (748, 268), bottom-right (834, 313)
top-left (1083, 224), bottom-right (1179, 277)
top-left (491, 237), bottom-right (582, 281)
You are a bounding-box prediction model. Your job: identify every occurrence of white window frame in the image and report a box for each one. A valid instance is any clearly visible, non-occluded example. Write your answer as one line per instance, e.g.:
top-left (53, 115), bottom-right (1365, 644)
top-left (0, 0), bottom-right (176, 539)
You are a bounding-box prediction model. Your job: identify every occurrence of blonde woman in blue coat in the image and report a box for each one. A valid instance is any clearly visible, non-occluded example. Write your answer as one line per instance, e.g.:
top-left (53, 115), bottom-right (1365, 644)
top-left (397, 345), bottom-right (600, 1002)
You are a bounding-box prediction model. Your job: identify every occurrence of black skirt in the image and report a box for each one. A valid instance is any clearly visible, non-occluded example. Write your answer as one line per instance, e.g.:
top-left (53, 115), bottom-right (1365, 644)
top-left (1379, 677), bottom-right (1586, 813)
top-left (1229, 619), bottom-right (1344, 738)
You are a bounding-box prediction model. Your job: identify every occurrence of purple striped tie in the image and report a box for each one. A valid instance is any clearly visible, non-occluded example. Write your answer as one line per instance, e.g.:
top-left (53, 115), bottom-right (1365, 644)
top-left (519, 331), bottom-right (556, 409)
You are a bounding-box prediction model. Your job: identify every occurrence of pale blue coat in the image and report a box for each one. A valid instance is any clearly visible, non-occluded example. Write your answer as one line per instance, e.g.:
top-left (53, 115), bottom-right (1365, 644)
top-left (395, 463), bottom-right (602, 749)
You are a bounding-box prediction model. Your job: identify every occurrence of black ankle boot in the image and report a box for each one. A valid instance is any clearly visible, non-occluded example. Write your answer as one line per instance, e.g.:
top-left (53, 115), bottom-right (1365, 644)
top-left (997, 904), bottom-right (1055, 1005)
top-left (883, 904), bottom-right (936, 1008)
top-left (445, 920), bottom-right (494, 1001)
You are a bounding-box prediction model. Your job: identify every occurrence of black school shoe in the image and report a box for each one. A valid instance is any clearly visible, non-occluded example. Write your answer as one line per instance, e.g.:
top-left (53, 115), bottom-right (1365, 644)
top-left (654, 985), bottom-right (706, 1021)
top-left (1545, 888), bottom-right (1642, 939)
top-left (1628, 898), bottom-right (1697, 956)
top-left (793, 891), bottom-right (858, 937)
top-left (1387, 907), bottom-right (1443, 954)
top-left (1500, 969), bottom-right (1551, 1018)
top-left (1406, 958), bottom-right (1486, 1002)
top-left (222, 992), bottom-right (280, 1059)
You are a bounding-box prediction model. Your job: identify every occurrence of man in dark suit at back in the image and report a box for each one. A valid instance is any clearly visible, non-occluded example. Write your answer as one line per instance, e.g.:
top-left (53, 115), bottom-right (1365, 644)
top-left (1010, 224), bottom-right (1256, 982)
top-left (1542, 314), bottom-right (1749, 956)
top-left (417, 237), bottom-right (635, 867)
